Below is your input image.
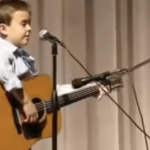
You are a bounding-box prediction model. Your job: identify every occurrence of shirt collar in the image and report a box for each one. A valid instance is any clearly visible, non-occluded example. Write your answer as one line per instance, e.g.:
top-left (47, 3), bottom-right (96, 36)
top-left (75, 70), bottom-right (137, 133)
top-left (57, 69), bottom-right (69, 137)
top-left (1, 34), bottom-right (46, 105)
top-left (0, 37), bottom-right (18, 52)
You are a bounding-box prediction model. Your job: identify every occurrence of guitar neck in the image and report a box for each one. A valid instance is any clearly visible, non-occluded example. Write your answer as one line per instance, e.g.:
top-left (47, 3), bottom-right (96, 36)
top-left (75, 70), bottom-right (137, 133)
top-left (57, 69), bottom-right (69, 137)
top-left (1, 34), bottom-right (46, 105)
top-left (46, 85), bottom-right (99, 113)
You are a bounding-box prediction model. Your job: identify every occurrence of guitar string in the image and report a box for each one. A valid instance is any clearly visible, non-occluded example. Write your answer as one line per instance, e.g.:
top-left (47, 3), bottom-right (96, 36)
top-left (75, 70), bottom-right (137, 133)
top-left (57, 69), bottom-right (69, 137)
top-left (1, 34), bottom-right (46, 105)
top-left (29, 86), bottom-right (97, 108)
top-left (19, 87), bottom-right (97, 112)
top-left (35, 88), bottom-right (96, 111)
top-left (19, 88), bottom-right (96, 116)
top-left (34, 87), bottom-right (97, 110)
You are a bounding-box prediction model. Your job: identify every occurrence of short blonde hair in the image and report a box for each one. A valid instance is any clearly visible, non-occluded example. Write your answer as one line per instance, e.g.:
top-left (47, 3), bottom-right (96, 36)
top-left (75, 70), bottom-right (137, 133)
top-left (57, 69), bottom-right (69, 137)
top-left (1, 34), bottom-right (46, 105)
top-left (0, 0), bottom-right (31, 25)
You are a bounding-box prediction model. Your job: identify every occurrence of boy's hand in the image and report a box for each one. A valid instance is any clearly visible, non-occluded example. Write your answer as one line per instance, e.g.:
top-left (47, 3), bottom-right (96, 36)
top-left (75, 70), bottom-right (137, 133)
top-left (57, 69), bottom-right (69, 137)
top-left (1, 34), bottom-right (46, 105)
top-left (97, 85), bottom-right (110, 100)
top-left (10, 89), bottom-right (39, 123)
top-left (23, 100), bottom-right (38, 123)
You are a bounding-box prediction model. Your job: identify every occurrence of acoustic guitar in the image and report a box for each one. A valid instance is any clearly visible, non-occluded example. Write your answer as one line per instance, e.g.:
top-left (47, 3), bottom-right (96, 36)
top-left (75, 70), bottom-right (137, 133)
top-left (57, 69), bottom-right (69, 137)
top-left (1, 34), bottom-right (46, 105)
top-left (0, 74), bottom-right (119, 150)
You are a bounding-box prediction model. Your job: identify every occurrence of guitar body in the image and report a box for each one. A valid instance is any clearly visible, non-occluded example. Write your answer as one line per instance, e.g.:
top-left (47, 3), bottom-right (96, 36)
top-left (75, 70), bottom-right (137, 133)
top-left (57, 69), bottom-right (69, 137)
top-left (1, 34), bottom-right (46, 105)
top-left (0, 74), bottom-right (62, 150)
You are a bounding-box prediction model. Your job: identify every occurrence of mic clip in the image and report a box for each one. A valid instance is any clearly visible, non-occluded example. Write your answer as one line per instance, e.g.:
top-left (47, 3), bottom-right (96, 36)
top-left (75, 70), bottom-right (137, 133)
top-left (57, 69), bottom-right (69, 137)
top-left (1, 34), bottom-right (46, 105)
top-left (101, 68), bottom-right (127, 91)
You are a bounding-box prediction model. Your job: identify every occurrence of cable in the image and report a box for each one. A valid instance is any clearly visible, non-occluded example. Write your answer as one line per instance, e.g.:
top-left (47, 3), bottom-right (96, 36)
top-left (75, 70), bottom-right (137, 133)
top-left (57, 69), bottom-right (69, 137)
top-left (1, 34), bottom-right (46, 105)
top-left (129, 77), bottom-right (149, 150)
top-left (39, 30), bottom-right (150, 148)
top-left (63, 46), bottom-right (150, 139)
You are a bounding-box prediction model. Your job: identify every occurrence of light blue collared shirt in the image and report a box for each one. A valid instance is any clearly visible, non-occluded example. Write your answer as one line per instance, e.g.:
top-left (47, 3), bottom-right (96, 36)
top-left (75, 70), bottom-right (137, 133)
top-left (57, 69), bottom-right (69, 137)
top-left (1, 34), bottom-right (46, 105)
top-left (0, 37), bottom-right (37, 91)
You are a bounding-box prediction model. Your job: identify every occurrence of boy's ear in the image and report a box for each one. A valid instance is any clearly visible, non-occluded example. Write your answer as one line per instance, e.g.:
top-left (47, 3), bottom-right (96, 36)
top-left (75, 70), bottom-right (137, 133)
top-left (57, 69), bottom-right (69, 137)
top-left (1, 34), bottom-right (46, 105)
top-left (0, 23), bottom-right (8, 36)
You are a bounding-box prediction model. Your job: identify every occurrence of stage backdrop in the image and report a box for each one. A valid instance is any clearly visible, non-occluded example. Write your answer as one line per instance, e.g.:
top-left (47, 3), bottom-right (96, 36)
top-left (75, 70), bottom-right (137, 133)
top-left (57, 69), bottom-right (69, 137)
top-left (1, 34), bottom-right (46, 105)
top-left (24, 0), bottom-right (150, 150)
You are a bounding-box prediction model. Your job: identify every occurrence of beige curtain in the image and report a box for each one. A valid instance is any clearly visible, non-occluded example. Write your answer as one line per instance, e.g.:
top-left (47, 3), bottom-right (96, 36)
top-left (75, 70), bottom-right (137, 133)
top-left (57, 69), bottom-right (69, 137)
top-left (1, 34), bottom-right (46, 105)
top-left (24, 0), bottom-right (150, 150)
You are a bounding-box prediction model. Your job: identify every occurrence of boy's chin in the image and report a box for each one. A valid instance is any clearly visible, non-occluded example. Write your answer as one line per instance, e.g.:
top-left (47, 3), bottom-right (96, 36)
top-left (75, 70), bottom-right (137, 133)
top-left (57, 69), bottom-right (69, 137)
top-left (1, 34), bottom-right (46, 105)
top-left (20, 41), bottom-right (29, 47)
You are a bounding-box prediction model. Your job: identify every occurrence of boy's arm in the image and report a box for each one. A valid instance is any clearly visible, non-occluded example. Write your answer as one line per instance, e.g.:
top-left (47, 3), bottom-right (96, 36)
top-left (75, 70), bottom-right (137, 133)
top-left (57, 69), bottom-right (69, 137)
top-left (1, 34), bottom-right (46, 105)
top-left (57, 82), bottom-right (109, 99)
top-left (0, 55), bottom-right (38, 123)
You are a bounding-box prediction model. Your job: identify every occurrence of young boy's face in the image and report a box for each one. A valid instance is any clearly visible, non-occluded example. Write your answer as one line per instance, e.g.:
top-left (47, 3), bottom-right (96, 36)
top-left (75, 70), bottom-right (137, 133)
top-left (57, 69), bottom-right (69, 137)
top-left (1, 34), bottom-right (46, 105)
top-left (1, 10), bottom-right (32, 47)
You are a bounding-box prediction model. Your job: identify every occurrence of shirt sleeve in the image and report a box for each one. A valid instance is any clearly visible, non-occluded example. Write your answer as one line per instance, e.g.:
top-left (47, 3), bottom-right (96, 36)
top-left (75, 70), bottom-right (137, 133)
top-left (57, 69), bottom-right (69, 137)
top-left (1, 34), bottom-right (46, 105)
top-left (0, 54), bottom-right (22, 92)
top-left (57, 82), bottom-right (98, 96)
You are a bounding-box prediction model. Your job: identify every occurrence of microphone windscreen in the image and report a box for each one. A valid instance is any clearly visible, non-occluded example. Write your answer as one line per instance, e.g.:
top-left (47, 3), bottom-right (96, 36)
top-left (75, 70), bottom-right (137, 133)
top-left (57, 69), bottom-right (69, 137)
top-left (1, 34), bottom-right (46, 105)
top-left (72, 79), bottom-right (83, 88)
top-left (39, 30), bottom-right (48, 40)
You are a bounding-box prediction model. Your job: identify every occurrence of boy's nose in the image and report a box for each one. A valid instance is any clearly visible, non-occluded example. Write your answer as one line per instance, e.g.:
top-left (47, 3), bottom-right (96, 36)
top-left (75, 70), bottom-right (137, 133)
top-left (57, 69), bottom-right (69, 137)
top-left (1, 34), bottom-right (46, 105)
top-left (27, 24), bottom-right (32, 31)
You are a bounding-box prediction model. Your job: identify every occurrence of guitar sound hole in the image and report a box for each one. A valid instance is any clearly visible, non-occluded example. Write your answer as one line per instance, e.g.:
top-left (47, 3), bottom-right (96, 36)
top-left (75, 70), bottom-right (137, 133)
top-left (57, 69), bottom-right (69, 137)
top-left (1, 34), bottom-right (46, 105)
top-left (22, 98), bottom-right (47, 140)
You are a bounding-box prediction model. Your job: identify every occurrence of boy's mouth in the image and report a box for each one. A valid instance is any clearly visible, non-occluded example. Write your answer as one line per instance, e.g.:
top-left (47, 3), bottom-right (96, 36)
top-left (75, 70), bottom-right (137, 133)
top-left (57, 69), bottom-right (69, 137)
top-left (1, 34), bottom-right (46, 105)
top-left (24, 35), bottom-right (30, 39)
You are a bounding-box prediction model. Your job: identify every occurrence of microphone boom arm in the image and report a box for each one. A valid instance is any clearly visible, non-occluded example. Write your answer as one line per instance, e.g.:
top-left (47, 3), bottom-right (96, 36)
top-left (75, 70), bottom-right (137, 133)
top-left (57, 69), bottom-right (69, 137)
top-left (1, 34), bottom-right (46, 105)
top-left (101, 57), bottom-right (150, 91)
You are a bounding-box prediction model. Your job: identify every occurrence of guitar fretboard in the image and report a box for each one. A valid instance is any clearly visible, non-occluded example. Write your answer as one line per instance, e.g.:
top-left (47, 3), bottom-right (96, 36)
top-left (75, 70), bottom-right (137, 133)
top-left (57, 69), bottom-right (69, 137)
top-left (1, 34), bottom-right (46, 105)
top-left (42, 85), bottom-right (99, 113)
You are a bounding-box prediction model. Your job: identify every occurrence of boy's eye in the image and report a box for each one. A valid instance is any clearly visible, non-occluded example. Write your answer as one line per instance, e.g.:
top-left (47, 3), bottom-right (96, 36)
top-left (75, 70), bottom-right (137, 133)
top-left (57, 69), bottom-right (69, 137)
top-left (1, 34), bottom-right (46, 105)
top-left (21, 20), bottom-right (30, 26)
top-left (21, 22), bottom-right (27, 26)
top-left (22, 23), bottom-right (26, 26)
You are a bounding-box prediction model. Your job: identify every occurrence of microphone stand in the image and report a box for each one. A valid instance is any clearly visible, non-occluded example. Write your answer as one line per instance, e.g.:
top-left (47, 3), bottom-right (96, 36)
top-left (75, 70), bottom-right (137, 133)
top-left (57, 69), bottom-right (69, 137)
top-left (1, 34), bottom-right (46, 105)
top-left (126, 58), bottom-right (150, 74)
top-left (116, 57), bottom-right (150, 78)
top-left (51, 42), bottom-right (60, 150)
top-left (103, 57), bottom-right (150, 88)
top-left (100, 57), bottom-right (150, 87)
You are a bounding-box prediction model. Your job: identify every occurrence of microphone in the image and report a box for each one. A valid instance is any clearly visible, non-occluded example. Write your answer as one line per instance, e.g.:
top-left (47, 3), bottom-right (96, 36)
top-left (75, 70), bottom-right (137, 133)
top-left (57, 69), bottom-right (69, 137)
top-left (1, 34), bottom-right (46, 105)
top-left (72, 69), bottom-right (126, 89)
top-left (39, 30), bottom-right (66, 48)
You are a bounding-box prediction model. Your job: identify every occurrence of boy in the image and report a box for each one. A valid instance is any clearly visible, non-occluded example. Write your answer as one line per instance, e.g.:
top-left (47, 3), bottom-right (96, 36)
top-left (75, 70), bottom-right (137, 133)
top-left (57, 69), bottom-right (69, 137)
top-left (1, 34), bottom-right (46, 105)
top-left (0, 0), bottom-right (109, 149)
